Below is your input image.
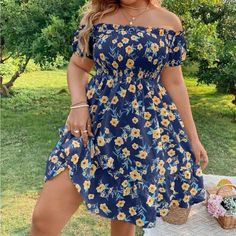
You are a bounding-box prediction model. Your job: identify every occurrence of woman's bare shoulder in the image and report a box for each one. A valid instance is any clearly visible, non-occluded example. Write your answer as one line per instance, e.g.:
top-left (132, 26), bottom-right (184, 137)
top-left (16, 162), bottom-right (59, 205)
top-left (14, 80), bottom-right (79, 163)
top-left (154, 6), bottom-right (184, 31)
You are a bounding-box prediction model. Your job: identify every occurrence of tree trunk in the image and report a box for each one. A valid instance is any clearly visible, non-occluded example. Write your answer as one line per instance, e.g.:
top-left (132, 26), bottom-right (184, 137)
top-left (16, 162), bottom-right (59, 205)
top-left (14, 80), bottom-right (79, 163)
top-left (0, 56), bottom-right (31, 97)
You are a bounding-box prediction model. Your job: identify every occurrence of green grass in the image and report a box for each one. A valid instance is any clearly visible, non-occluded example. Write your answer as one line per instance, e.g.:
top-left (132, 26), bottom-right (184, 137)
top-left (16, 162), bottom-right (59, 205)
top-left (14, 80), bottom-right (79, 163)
top-left (1, 69), bottom-right (235, 235)
top-left (185, 78), bottom-right (236, 175)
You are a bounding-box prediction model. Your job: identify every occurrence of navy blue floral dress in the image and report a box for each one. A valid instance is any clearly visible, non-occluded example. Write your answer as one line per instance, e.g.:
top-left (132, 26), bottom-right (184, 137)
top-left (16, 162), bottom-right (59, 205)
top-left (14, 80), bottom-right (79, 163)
top-left (44, 22), bottom-right (206, 228)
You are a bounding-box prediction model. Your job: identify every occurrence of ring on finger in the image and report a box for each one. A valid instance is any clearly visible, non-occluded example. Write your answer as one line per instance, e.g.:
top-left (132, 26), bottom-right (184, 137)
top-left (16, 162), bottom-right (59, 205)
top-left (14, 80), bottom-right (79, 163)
top-left (74, 130), bottom-right (80, 134)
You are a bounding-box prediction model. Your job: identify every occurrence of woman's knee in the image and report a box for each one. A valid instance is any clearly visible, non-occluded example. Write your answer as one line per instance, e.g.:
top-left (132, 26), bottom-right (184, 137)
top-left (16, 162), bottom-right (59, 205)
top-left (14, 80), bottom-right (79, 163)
top-left (29, 169), bottom-right (83, 235)
top-left (30, 208), bottom-right (55, 235)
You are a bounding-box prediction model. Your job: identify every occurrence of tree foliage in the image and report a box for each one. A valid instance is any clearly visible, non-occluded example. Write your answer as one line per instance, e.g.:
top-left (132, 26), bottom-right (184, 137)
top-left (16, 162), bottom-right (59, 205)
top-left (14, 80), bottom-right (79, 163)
top-left (164, 0), bottom-right (236, 99)
top-left (2, 0), bottom-right (86, 63)
top-left (1, 0), bottom-right (85, 96)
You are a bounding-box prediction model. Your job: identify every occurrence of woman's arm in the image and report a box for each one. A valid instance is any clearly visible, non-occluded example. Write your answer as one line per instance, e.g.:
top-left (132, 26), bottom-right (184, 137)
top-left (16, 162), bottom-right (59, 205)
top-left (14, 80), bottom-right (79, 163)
top-left (160, 66), bottom-right (199, 142)
top-left (160, 65), bottom-right (208, 170)
top-left (67, 54), bottom-right (94, 105)
top-left (66, 54), bottom-right (94, 147)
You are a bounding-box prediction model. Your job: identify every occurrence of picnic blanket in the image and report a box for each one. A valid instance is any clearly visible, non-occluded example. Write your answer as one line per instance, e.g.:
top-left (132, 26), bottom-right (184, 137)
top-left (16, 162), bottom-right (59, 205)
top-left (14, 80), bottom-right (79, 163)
top-left (143, 174), bottom-right (236, 236)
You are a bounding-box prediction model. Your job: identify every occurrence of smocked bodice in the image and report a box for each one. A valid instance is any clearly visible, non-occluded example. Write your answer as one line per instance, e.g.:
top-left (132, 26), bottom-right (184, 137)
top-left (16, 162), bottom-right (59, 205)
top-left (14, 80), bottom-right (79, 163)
top-left (72, 22), bottom-right (187, 81)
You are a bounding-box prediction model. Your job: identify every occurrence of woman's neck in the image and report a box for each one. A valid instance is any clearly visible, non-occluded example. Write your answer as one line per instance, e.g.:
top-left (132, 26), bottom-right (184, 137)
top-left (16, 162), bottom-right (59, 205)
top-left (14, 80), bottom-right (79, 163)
top-left (120, 0), bottom-right (149, 9)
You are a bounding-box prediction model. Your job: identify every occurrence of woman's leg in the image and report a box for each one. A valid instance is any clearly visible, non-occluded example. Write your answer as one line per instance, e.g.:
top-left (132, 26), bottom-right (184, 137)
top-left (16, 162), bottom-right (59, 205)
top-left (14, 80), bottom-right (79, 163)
top-left (110, 219), bottom-right (136, 236)
top-left (29, 167), bottom-right (84, 236)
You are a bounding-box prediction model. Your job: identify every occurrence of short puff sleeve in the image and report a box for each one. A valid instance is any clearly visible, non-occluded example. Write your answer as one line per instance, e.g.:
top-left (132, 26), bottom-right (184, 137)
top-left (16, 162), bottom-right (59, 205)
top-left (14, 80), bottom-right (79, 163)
top-left (71, 24), bottom-right (94, 60)
top-left (167, 30), bottom-right (187, 67)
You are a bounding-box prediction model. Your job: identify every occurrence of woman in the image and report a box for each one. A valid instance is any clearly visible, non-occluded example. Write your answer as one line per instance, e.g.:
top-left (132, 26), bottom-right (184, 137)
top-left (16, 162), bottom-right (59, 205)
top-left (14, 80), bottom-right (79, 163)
top-left (30, 0), bottom-right (209, 235)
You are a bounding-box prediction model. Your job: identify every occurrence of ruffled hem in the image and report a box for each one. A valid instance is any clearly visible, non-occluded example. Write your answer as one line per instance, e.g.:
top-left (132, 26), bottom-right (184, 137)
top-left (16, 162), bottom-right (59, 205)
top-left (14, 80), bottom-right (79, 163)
top-left (44, 162), bottom-right (206, 229)
top-left (44, 125), bottom-right (206, 229)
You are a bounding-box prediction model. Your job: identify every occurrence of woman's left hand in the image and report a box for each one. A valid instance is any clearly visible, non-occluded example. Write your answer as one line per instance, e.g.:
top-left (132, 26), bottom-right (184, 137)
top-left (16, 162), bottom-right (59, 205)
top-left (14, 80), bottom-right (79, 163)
top-left (190, 139), bottom-right (209, 170)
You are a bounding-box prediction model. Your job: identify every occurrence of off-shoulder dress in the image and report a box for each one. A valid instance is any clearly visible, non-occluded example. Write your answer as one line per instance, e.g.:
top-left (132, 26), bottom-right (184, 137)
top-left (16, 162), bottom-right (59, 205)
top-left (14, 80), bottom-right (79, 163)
top-left (44, 22), bottom-right (206, 229)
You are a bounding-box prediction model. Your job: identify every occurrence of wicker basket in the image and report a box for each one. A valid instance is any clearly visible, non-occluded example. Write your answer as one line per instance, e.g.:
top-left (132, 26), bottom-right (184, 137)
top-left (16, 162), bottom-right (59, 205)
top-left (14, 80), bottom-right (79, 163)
top-left (162, 204), bottom-right (192, 225)
top-left (206, 183), bottom-right (236, 229)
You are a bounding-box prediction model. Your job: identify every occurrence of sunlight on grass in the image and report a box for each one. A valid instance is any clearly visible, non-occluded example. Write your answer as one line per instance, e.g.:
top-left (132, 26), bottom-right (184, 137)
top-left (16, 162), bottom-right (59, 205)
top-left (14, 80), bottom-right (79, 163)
top-left (185, 78), bottom-right (235, 119)
top-left (14, 70), bottom-right (68, 89)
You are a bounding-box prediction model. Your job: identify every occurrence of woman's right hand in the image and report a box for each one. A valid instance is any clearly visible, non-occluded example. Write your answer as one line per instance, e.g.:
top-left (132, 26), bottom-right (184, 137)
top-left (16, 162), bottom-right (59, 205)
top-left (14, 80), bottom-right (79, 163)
top-left (65, 107), bottom-right (94, 147)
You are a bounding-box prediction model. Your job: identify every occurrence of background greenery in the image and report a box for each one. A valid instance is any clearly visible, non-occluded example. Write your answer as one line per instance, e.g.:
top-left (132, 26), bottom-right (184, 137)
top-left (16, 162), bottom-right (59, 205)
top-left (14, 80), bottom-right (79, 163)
top-left (1, 0), bottom-right (235, 99)
top-left (165, 0), bottom-right (236, 97)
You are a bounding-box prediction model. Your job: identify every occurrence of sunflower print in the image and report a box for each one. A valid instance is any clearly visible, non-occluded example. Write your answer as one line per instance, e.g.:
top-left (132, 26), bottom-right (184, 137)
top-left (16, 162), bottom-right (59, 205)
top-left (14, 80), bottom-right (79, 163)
top-left (44, 22), bottom-right (206, 229)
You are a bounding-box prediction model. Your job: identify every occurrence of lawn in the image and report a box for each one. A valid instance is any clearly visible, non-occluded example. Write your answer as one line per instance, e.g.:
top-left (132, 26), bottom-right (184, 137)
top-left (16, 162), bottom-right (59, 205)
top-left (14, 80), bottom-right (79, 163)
top-left (1, 69), bottom-right (235, 235)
